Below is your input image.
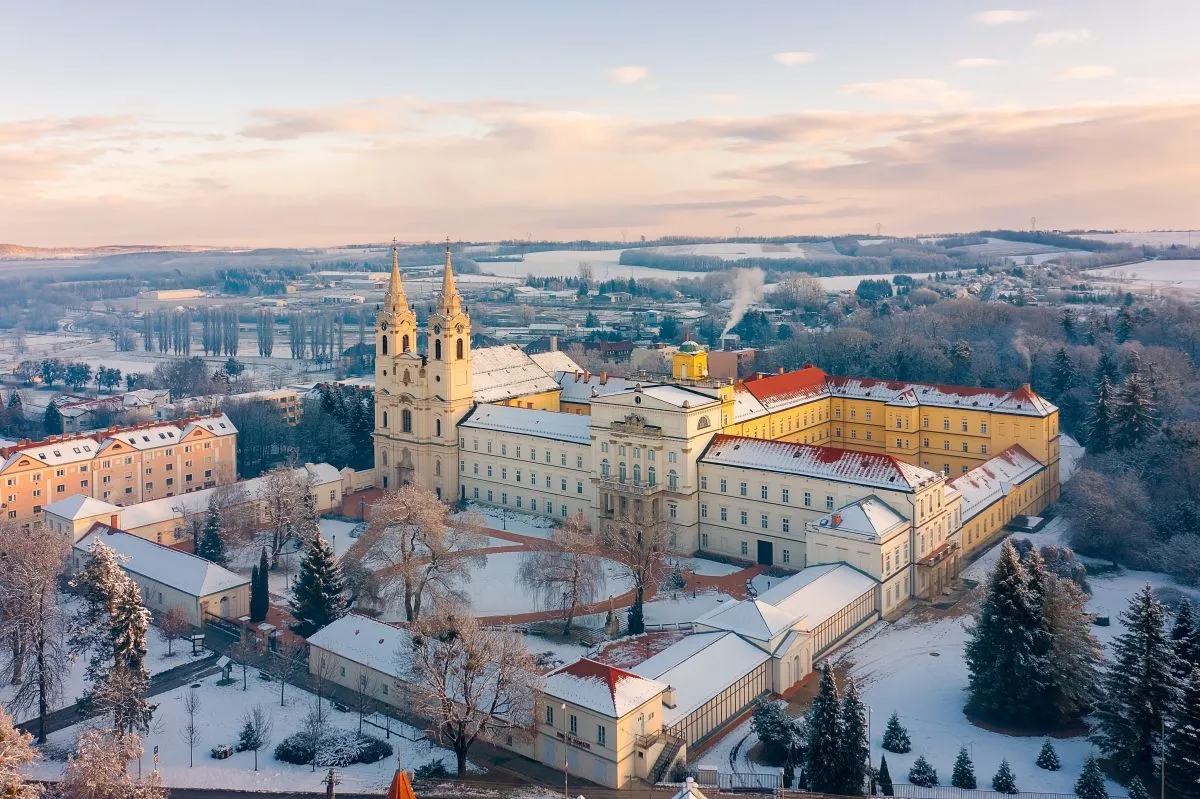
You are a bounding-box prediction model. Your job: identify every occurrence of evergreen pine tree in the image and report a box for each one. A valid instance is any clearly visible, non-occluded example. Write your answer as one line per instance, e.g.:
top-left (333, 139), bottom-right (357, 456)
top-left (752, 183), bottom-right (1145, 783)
top-left (42, 403), bottom-right (62, 436)
top-left (991, 758), bottom-right (1018, 794)
top-left (108, 578), bottom-right (154, 735)
top-left (296, 489), bottom-right (320, 544)
top-left (877, 756), bottom-right (893, 796)
top-left (1116, 307), bottom-right (1135, 343)
top-left (196, 496), bottom-right (226, 565)
top-left (1126, 776), bottom-right (1148, 799)
top-left (249, 547), bottom-right (270, 623)
top-left (1038, 566), bottom-right (1102, 724)
top-left (1036, 740), bottom-right (1061, 771)
top-left (882, 711), bottom-right (911, 753)
top-left (1092, 585), bottom-right (1181, 781)
top-left (1052, 348), bottom-right (1076, 398)
top-left (965, 540), bottom-right (1049, 725)
top-left (1112, 373), bottom-right (1159, 450)
top-left (1095, 349), bottom-right (1119, 386)
top-left (805, 663), bottom-right (842, 794)
top-left (288, 534), bottom-right (348, 638)
top-left (837, 680), bottom-right (868, 796)
top-left (1165, 666), bottom-right (1200, 799)
top-left (1087, 375), bottom-right (1115, 454)
top-left (907, 755), bottom-right (938, 787)
top-left (1171, 597), bottom-right (1200, 679)
top-left (951, 746), bottom-right (977, 789)
top-left (626, 602), bottom-right (644, 635)
top-left (1074, 756), bottom-right (1108, 799)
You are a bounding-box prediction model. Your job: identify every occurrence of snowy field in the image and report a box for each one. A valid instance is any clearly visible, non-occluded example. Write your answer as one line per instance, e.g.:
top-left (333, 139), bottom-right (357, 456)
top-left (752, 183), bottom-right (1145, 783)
top-left (951, 238), bottom-right (1070, 258)
top-left (479, 249), bottom-right (693, 281)
top-left (643, 242), bottom-right (848, 261)
top-left (1084, 259), bottom-right (1200, 292)
top-left (456, 504), bottom-right (558, 540)
top-left (667, 556), bottom-right (744, 577)
top-left (0, 595), bottom-right (206, 724)
top-left (1087, 231), bottom-right (1199, 248)
top-left (26, 670), bottom-right (469, 793)
top-left (834, 516), bottom-right (1199, 795)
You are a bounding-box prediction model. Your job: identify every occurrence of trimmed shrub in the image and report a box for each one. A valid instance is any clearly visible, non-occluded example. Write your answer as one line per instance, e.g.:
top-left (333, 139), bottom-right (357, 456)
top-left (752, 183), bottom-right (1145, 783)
top-left (274, 729), bottom-right (392, 767)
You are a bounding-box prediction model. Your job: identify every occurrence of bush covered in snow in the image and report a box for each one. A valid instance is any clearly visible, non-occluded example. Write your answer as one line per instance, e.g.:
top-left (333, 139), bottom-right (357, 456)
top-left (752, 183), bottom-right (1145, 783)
top-left (413, 758), bottom-right (450, 780)
top-left (274, 728), bottom-right (392, 767)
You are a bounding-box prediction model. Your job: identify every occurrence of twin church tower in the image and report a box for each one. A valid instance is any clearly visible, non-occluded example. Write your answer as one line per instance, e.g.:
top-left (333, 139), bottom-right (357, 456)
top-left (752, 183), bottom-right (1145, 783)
top-left (373, 240), bottom-right (472, 500)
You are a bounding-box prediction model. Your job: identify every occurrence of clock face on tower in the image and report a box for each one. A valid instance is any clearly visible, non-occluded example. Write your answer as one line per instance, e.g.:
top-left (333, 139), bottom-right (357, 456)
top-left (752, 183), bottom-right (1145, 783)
top-left (380, 320), bottom-right (389, 331)
top-left (434, 325), bottom-right (442, 335)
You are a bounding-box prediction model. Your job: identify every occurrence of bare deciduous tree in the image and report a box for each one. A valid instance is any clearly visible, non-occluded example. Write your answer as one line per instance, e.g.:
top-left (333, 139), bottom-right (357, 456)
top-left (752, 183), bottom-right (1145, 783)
top-left (236, 704), bottom-right (274, 771)
top-left (600, 514), bottom-right (674, 635)
top-left (349, 486), bottom-right (486, 622)
top-left (179, 688), bottom-right (201, 767)
top-left (59, 728), bottom-right (165, 799)
top-left (517, 513), bottom-right (604, 634)
top-left (211, 482), bottom-right (253, 547)
top-left (259, 467), bottom-right (308, 567)
top-left (155, 607), bottom-right (192, 658)
top-left (0, 705), bottom-right (40, 798)
top-left (268, 637), bottom-right (307, 707)
top-left (404, 605), bottom-right (537, 778)
top-left (0, 528), bottom-right (71, 743)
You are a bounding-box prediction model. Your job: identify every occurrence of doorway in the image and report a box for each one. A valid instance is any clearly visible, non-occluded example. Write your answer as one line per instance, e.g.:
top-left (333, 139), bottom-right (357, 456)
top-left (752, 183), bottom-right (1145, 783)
top-left (757, 540), bottom-right (774, 566)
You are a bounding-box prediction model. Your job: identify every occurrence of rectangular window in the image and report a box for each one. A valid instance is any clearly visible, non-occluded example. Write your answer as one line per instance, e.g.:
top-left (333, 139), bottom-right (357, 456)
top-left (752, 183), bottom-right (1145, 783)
top-left (962, 442), bottom-right (969, 452)
top-left (719, 479), bottom-right (727, 493)
top-left (515, 446), bottom-right (521, 458)
top-left (487, 441), bottom-right (492, 453)
top-left (576, 456), bottom-right (583, 468)
top-left (980, 422), bottom-right (988, 434)
top-left (865, 410), bottom-right (873, 421)
top-left (739, 510), bottom-right (748, 525)
top-left (739, 482), bottom-right (747, 496)
top-left (577, 481), bottom-right (583, 494)
top-left (700, 476), bottom-right (708, 490)
top-left (922, 416), bottom-right (929, 428)
top-left (546, 706), bottom-right (554, 725)
top-left (866, 431), bottom-right (873, 441)
top-left (515, 496), bottom-right (522, 508)
top-left (597, 726), bottom-right (606, 746)
top-left (760, 485), bottom-right (768, 500)
top-left (700, 533), bottom-right (709, 548)
top-left (782, 549), bottom-right (790, 563)
top-left (474, 487), bottom-right (479, 499)
top-left (923, 437), bottom-right (930, 448)
top-left (501, 468), bottom-right (507, 480)
top-left (473, 463), bottom-right (479, 474)
top-left (740, 541), bottom-right (749, 556)
top-left (700, 503), bottom-right (708, 518)
top-left (850, 408), bottom-right (856, 419)
top-left (668, 503), bottom-right (678, 520)
top-left (803, 491), bottom-right (812, 507)
top-left (501, 444), bottom-right (507, 456)
top-left (943, 418), bottom-right (950, 430)
top-left (720, 507), bottom-right (728, 521)
top-left (782, 517), bottom-right (790, 533)
top-left (981, 444), bottom-right (988, 455)
top-left (487, 465), bottom-right (493, 477)
top-left (826, 495), bottom-right (834, 510)
top-left (896, 439), bottom-right (903, 448)
top-left (961, 420), bottom-right (968, 432)
top-left (760, 514), bottom-right (768, 529)
top-left (501, 492), bottom-right (508, 505)
top-left (569, 714), bottom-right (577, 734)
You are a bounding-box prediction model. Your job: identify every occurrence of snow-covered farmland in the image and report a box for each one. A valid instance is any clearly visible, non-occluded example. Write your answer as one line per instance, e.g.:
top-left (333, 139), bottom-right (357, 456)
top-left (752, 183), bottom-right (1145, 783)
top-left (1085, 259), bottom-right (1200, 292)
top-left (1087, 231), bottom-right (1199, 248)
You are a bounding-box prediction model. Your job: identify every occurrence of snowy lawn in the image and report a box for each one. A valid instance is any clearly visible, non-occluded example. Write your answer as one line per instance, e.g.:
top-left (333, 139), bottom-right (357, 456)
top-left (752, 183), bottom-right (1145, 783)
top-left (692, 715), bottom-right (779, 776)
top-left (456, 504), bottom-right (557, 540)
top-left (0, 595), bottom-right (206, 724)
top-left (642, 591), bottom-right (733, 626)
top-left (319, 518), bottom-right (362, 559)
top-left (667, 556), bottom-right (744, 577)
top-left (26, 670), bottom-right (471, 793)
top-left (832, 517), bottom-right (1198, 795)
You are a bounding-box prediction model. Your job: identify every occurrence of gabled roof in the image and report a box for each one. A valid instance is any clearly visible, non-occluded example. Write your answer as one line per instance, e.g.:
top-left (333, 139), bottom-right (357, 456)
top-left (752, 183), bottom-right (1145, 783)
top-left (307, 614), bottom-right (411, 680)
top-left (812, 495), bottom-right (909, 542)
top-left (757, 563), bottom-right (878, 631)
top-left (108, 422), bottom-right (184, 451)
top-left (947, 445), bottom-right (1045, 522)
top-left (542, 658), bottom-right (666, 718)
top-left (554, 370), bottom-right (634, 404)
top-left (75, 525), bottom-right (249, 597)
top-left (700, 435), bottom-right (939, 492)
top-left (828, 376), bottom-right (1057, 418)
top-left (2, 437), bottom-right (100, 469)
top-left (470, 344), bottom-right (564, 403)
top-left (692, 598), bottom-right (798, 643)
top-left (529, 350), bottom-right (583, 375)
top-left (183, 413), bottom-right (237, 438)
top-left (43, 494), bottom-right (122, 521)
top-left (458, 404), bottom-right (591, 445)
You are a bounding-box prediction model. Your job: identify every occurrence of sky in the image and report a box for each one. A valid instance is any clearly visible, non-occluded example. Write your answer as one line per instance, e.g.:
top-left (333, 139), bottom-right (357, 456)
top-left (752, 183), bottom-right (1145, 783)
top-left (2, 1), bottom-right (1199, 248)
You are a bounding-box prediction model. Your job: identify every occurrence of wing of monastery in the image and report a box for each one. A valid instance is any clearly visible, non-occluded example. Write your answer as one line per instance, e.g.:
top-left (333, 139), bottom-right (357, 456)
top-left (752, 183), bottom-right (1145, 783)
top-left (305, 242), bottom-right (1065, 787)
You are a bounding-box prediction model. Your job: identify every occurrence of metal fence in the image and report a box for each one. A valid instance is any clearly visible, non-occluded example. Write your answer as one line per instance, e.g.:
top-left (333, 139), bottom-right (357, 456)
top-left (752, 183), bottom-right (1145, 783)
top-left (889, 787), bottom-right (1128, 799)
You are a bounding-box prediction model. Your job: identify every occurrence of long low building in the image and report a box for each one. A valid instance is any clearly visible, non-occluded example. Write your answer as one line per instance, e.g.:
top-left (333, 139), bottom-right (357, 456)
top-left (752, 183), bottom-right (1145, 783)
top-left (948, 444), bottom-right (1050, 558)
top-left (72, 524), bottom-right (249, 626)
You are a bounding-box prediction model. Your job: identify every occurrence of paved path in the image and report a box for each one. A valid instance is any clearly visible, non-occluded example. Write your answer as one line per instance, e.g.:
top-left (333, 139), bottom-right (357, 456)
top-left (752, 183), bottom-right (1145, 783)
top-left (19, 653), bottom-right (220, 738)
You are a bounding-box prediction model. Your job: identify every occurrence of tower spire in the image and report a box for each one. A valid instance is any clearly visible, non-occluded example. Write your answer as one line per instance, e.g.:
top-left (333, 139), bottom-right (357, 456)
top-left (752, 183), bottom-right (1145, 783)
top-left (385, 237), bottom-right (409, 313)
top-left (437, 236), bottom-right (461, 315)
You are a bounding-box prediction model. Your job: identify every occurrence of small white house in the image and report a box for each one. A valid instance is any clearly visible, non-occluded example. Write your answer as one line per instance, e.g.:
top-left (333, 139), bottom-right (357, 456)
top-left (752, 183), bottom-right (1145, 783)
top-left (72, 524), bottom-right (250, 626)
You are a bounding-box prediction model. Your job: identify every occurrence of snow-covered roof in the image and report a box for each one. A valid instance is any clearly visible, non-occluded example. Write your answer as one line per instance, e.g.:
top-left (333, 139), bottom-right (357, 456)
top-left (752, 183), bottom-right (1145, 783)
top-left (947, 445), bottom-right (1045, 522)
top-left (812, 495), bottom-right (909, 542)
top-left (459, 404), bottom-right (591, 445)
top-left (184, 413), bottom-right (238, 438)
top-left (470, 345), bottom-right (562, 403)
top-left (554, 371), bottom-right (634, 404)
top-left (307, 614), bottom-right (411, 680)
top-left (43, 494), bottom-right (122, 521)
top-left (641, 385), bottom-right (720, 408)
top-left (2, 436), bottom-right (100, 468)
top-left (542, 658), bottom-right (666, 718)
top-left (631, 631), bottom-right (769, 726)
top-left (111, 422), bottom-right (185, 450)
top-left (75, 526), bottom-right (249, 597)
top-left (701, 435), bottom-right (939, 492)
top-left (529, 350), bottom-right (583, 375)
top-left (692, 598), bottom-right (798, 644)
top-left (757, 563), bottom-right (878, 631)
top-left (118, 463), bottom-right (341, 532)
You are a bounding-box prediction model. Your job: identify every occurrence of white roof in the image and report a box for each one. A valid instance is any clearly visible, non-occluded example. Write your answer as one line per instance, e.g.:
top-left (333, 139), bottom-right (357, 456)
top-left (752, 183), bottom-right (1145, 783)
top-left (813, 496), bottom-right (909, 542)
top-left (529, 350), bottom-right (582, 374)
top-left (43, 494), bottom-right (122, 521)
top-left (554, 371), bottom-right (634, 404)
top-left (948, 445), bottom-right (1045, 522)
top-left (631, 631), bottom-right (770, 727)
top-left (112, 422), bottom-right (185, 450)
top-left (692, 598), bottom-right (797, 644)
top-left (542, 658), bottom-right (666, 718)
top-left (74, 527), bottom-right (249, 597)
top-left (701, 435), bottom-right (939, 492)
top-left (459, 404), bottom-right (591, 445)
top-left (185, 413), bottom-right (238, 437)
top-left (2, 436), bottom-right (100, 468)
top-left (829, 377), bottom-right (1056, 418)
top-left (307, 614), bottom-right (410, 679)
top-left (470, 345), bottom-right (562, 403)
top-left (757, 563), bottom-right (878, 630)
top-left (118, 463), bottom-right (341, 532)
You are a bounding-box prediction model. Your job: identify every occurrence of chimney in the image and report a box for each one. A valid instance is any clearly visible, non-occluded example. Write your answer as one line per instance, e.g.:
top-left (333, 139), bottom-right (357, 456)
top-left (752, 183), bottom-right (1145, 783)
top-left (832, 513), bottom-right (842, 528)
top-left (574, 371), bottom-right (581, 383)
top-left (663, 684), bottom-right (677, 709)
top-left (600, 371), bottom-right (608, 386)
top-left (584, 370), bottom-right (591, 382)
top-left (778, 367), bottom-right (784, 375)
top-left (549, 335), bottom-right (558, 352)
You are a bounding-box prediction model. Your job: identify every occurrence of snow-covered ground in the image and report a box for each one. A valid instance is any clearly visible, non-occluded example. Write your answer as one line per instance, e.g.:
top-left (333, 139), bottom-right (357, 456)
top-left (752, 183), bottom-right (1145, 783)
top-left (456, 504), bottom-right (557, 540)
top-left (1085, 259), bottom-right (1200, 292)
top-left (667, 556), bottom-right (744, 577)
top-left (1059, 433), bottom-right (1083, 482)
top-left (642, 591), bottom-right (733, 626)
top-left (834, 517), bottom-right (1198, 795)
top-left (319, 518), bottom-right (362, 559)
top-left (26, 670), bottom-right (469, 793)
top-left (693, 715), bottom-right (778, 776)
top-left (0, 595), bottom-right (206, 724)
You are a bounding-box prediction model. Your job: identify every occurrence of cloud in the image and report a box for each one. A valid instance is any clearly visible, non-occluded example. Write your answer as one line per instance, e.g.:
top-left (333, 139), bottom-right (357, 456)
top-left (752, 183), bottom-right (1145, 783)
top-left (608, 66), bottom-right (649, 85)
top-left (240, 99), bottom-right (408, 140)
top-left (841, 79), bottom-right (971, 106)
top-left (1057, 65), bottom-right (1117, 80)
top-left (774, 51), bottom-right (818, 66)
top-left (974, 9), bottom-right (1039, 25)
top-left (956, 58), bottom-right (1006, 68)
top-left (1034, 29), bottom-right (1091, 46)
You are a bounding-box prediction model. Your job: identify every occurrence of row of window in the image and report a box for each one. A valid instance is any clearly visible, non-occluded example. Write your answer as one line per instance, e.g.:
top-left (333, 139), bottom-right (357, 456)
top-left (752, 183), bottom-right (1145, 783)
top-left (468, 486), bottom-right (572, 517)
top-left (699, 532), bottom-right (794, 564)
top-left (545, 706), bottom-right (607, 748)
top-left (700, 504), bottom-right (797, 532)
top-left (597, 442), bottom-right (679, 464)
top-left (467, 438), bottom-right (586, 469)
top-left (700, 477), bottom-right (833, 509)
top-left (597, 461), bottom-right (679, 490)
top-left (463, 462), bottom-right (586, 495)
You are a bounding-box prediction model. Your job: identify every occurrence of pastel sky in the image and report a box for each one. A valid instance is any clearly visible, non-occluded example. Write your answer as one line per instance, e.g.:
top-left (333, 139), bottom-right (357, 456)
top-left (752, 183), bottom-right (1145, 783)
top-left (3, 1), bottom-right (1199, 247)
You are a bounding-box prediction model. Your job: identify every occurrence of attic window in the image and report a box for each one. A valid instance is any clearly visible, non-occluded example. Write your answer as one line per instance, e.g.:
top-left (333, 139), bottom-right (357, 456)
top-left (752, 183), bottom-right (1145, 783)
top-left (53, 450), bottom-right (61, 457)
top-left (142, 436), bottom-right (150, 442)
top-left (83, 446), bottom-right (91, 451)
top-left (73, 447), bottom-right (81, 453)
top-left (158, 433), bottom-right (166, 439)
top-left (219, 423), bottom-right (227, 429)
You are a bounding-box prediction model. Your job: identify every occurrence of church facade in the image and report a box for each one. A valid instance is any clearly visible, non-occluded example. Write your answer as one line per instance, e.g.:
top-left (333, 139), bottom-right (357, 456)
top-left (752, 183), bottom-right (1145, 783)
top-left (373, 243), bottom-right (1060, 605)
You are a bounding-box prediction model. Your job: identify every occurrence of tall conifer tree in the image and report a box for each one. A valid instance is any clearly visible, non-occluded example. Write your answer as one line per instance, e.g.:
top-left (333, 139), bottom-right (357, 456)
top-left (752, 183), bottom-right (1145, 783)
top-left (1170, 598), bottom-right (1200, 679)
top-left (196, 497), bottom-right (226, 565)
top-left (805, 664), bottom-right (842, 794)
top-left (1087, 375), bottom-right (1115, 453)
top-left (288, 534), bottom-right (348, 638)
top-left (249, 547), bottom-right (270, 623)
top-left (838, 680), bottom-right (868, 796)
top-left (951, 747), bottom-right (977, 789)
top-left (1112, 374), bottom-right (1159, 450)
top-left (1166, 666), bottom-right (1200, 799)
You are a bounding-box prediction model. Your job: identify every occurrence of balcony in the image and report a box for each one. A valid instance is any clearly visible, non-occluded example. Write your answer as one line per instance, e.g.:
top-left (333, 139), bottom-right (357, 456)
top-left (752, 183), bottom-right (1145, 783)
top-left (594, 476), bottom-right (664, 496)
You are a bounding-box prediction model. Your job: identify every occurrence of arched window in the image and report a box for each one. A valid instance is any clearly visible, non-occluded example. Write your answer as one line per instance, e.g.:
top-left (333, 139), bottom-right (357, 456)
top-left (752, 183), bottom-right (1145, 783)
top-left (401, 409), bottom-right (413, 433)
top-left (381, 335), bottom-right (389, 355)
top-left (456, 338), bottom-right (464, 360)
top-left (619, 462), bottom-right (627, 483)
top-left (668, 469), bottom-right (679, 491)
top-left (381, 450), bottom-right (388, 466)
top-left (600, 459), bottom-right (610, 478)
top-left (632, 464), bottom-right (642, 485)
top-left (434, 339), bottom-right (442, 360)
top-left (382, 411), bottom-right (388, 429)
top-left (402, 334), bottom-right (410, 352)
top-left (647, 466), bottom-right (657, 486)
top-left (697, 416), bottom-right (711, 429)
top-left (435, 460), bottom-right (442, 476)
top-left (435, 419), bottom-right (442, 437)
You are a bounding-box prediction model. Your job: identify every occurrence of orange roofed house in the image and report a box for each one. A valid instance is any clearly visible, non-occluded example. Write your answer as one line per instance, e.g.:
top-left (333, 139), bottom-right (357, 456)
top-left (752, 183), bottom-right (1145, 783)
top-left (0, 414), bottom-right (237, 527)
